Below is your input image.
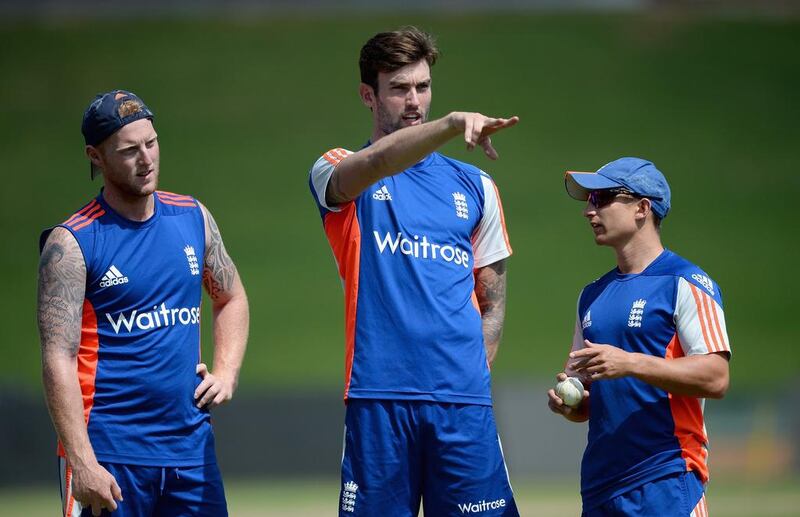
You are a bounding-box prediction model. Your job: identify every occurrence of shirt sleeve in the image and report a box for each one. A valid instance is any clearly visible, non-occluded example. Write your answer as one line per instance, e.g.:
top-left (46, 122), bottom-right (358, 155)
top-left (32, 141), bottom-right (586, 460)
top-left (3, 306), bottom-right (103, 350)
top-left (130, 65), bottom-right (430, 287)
top-left (309, 148), bottom-right (354, 213)
top-left (675, 276), bottom-right (732, 356)
top-left (472, 174), bottom-right (512, 268)
top-left (564, 294), bottom-right (586, 376)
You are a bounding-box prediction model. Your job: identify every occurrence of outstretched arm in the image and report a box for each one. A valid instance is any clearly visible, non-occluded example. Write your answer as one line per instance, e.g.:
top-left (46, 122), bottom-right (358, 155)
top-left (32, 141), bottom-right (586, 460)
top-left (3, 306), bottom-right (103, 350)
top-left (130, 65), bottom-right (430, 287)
top-left (38, 227), bottom-right (122, 514)
top-left (474, 259), bottom-right (507, 367)
top-left (327, 112), bottom-right (519, 205)
top-left (195, 203), bottom-right (249, 409)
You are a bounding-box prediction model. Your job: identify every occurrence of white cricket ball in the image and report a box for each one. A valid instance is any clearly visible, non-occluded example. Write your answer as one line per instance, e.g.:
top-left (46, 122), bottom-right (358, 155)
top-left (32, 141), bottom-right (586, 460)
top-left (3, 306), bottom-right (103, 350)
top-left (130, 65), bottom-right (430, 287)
top-left (555, 377), bottom-right (584, 408)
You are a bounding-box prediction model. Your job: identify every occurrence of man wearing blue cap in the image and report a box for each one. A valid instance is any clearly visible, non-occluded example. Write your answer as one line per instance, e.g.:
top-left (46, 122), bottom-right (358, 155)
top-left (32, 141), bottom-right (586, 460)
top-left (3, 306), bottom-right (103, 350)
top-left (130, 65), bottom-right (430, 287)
top-left (37, 90), bottom-right (249, 516)
top-left (547, 157), bottom-right (731, 516)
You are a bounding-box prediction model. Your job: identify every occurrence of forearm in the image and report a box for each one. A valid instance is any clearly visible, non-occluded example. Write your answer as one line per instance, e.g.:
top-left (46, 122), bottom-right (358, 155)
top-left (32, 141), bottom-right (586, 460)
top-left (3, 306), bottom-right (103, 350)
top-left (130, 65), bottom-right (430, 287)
top-left (481, 309), bottom-right (504, 366)
top-left (329, 115), bottom-right (460, 202)
top-left (210, 276), bottom-right (249, 389)
top-left (42, 354), bottom-right (97, 467)
top-left (629, 353), bottom-right (729, 399)
top-left (475, 260), bottom-right (507, 367)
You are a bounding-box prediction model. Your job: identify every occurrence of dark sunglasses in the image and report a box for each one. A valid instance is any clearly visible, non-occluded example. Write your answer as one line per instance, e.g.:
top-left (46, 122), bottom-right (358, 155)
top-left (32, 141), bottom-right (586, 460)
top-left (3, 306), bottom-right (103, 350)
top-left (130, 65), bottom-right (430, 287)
top-left (587, 188), bottom-right (644, 209)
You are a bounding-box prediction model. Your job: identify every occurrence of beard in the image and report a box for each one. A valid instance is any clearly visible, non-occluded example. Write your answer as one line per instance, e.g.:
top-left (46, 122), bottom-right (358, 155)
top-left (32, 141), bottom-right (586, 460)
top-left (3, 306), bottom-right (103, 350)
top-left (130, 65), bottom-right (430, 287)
top-left (375, 98), bottom-right (429, 136)
top-left (105, 166), bottom-right (159, 199)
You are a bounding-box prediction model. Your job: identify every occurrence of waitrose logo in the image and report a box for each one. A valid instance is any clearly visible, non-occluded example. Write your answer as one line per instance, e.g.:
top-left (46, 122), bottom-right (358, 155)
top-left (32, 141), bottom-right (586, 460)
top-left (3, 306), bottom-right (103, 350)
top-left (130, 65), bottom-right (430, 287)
top-left (373, 231), bottom-right (470, 269)
top-left (458, 499), bottom-right (508, 514)
top-left (105, 303), bottom-right (201, 334)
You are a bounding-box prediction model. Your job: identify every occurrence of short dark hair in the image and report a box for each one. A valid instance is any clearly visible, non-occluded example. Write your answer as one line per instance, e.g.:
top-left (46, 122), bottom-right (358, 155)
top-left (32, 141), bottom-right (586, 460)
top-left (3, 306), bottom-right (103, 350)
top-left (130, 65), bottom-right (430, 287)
top-left (359, 26), bottom-right (439, 92)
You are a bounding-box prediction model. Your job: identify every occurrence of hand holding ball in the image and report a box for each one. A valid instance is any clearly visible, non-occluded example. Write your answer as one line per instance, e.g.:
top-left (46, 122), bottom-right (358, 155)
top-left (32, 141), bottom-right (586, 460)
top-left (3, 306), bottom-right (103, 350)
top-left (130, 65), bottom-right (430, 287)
top-left (555, 377), bottom-right (584, 408)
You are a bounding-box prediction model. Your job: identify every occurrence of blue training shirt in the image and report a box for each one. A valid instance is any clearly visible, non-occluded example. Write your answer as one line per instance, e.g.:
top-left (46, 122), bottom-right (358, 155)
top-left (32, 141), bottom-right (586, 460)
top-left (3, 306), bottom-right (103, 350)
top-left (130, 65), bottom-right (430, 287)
top-left (41, 190), bottom-right (216, 466)
top-left (572, 249), bottom-right (731, 510)
top-left (309, 149), bottom-right (512, 406)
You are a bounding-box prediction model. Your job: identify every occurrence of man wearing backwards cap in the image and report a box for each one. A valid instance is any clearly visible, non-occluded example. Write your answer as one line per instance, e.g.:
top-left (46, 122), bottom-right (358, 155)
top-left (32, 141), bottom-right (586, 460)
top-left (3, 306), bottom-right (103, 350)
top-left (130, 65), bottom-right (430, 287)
top-left (37, 90), bottom-right (249, 516)
top-left (547, 157), bottom-right (731, 516)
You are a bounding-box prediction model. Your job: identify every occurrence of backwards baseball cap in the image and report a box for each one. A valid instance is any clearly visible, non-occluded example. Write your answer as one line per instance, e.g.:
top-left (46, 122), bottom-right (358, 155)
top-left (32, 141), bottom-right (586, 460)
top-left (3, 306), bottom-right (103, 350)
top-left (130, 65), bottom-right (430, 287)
top-left (564, 157), bottom-right (671, 219)
top-left (82, 90), bottom-right (154, 178)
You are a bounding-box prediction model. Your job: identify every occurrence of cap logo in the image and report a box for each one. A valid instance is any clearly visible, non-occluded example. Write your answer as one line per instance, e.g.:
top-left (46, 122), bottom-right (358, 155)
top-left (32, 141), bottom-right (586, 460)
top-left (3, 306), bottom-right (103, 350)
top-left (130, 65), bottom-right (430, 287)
top-left (118, 99), bottom-right (143, 118)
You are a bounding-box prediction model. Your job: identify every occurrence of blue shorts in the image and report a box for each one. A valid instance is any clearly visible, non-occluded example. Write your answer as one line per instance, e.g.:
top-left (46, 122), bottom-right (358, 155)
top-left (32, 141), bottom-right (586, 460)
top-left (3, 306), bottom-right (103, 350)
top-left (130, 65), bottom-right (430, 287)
top-left (60, 458), bottom-right (227, 517)
top-left (339, 399), bottom-right (519, 517)
top-left (582, 470), bottom-right (705, 517)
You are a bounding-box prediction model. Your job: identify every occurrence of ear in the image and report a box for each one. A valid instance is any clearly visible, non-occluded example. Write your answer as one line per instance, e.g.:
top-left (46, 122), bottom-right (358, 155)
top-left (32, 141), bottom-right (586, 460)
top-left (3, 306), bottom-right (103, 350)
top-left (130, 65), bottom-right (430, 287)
top-left (359, 83), bottom-right (376, 111)
top-left (634, 198), bottom-right (651, 222)
top-left (86, 145), bottom-right (104, 169)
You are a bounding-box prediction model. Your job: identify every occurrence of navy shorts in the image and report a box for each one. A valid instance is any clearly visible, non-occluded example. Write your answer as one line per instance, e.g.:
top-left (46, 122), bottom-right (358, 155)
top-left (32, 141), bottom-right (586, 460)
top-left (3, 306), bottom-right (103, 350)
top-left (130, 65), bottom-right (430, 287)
top-left (339, 399), bottom-right (519, 517)
top-left (582, 470), bottom-right (705, 517)
top-left (60, 458), bottom-right (227, 517)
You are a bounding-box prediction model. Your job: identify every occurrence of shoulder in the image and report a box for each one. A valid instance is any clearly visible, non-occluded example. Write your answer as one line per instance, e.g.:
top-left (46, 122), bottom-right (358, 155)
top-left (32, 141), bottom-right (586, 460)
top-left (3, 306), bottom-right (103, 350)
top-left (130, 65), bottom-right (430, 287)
top-left (155, 190), bottom-right (200, 214)
top-left (652, 250), bottom-right (720, 299)
top-left (39, 197), bottom-right (103, 252)
top-left (40, 226), bottom-right (80, 254)
top-left (60, 197), bottom-right (107, 234)
top-left (579, 269), bottom-right (617, 303)
top-left (433, 153), bottom-right (485, 177)
top-left (311, 148), bottom-right (354, 170)
top-left (39, 225), bottom-right (84, 276)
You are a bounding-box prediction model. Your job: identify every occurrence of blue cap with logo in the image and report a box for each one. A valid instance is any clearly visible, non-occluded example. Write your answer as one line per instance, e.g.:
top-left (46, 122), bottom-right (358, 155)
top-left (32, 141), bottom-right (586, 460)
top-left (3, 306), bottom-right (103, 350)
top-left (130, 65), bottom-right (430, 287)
top-left (82, 89), bottom-right (154, 147)
top-left (81, 89), bottom-right (154, 179)
top-left (564, 157), bottom-right (671, 219)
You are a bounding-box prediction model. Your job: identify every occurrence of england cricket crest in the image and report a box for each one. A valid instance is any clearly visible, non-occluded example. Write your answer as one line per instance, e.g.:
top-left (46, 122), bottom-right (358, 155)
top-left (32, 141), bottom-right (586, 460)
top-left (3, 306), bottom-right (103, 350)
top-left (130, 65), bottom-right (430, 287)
top-left (628, 299), bottom-right (646, 328)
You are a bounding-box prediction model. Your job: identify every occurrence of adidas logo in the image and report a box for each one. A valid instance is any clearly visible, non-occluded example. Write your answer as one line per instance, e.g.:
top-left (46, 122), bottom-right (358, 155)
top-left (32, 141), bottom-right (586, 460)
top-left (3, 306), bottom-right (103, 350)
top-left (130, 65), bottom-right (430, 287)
top-left (372, 185), bottom-right (392, 201)
top-left (691, 273), bottom-right (715, 296)
top-left (99, 265), bottom-right (129, 288)
top-left (582, 310), bottom-right (592, 329)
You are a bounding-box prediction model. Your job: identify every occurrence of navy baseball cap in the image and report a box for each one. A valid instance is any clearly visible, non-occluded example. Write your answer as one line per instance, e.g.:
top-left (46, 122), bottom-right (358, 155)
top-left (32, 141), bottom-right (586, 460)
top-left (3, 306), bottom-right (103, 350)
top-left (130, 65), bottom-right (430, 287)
top-left (564, 157), bottom-right (671, 219)
top-left (82, 90), bottom-right (154, 178)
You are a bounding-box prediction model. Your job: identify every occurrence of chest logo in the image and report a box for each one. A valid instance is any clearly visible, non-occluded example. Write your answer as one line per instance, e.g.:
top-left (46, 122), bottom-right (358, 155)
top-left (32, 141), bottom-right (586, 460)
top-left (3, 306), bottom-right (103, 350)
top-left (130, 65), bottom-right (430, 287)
top-left (99, 264), bottom-right (129, 288)
top-left (628, 299), bottom-right (646, 328)
top-left (184, 245), bottom-right (200, 276)
top-left (453, 192), bottom-right (469, 219)
top-left (582, 310), bottom-right (592, 329)
top-left (372, 185), bottom-right (392, 201)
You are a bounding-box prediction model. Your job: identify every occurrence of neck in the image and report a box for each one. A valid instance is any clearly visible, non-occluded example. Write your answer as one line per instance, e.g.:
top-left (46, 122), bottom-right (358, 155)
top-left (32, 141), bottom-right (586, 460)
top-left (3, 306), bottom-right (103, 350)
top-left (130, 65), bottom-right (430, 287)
top-left (613, 229), bottom-right (664, 274)
top-left (102, 184), bottom-right (155, 222)
top-left (370, 127), bottom-right (386, 145)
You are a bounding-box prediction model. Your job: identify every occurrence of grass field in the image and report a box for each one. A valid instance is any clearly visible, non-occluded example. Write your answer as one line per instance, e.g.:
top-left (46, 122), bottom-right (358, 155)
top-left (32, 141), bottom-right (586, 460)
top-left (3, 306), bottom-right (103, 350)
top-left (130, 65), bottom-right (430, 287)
top-left (2, 13), bottom-right (798, 394)
top-left (2, 477), bottom-right (798, 516)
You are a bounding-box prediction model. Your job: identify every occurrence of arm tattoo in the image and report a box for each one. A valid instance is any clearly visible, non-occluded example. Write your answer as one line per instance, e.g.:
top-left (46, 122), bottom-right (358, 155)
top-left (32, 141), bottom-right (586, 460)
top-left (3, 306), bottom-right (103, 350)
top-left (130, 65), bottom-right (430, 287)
top-left (474, 260), bottom-right (507, 364)
top-left (202, 207), bottom-right (237, 302)
top-left (37, 230), bottom-right (86, 357)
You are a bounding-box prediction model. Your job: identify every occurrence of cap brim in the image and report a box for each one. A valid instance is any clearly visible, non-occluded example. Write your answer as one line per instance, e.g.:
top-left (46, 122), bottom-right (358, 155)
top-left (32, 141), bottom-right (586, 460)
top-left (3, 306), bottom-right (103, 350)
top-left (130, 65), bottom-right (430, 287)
top-left (564, 171), bottom-right (624, 200)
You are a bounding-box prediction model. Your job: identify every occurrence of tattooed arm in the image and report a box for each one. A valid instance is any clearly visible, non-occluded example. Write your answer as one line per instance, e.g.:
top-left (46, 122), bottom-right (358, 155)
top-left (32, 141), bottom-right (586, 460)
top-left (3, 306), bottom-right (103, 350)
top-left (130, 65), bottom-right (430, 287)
top-left (38, 227), bottom-right (122, 513)
top-left (194, 202), bottom-right (249, 409)
top-left (474, 259), bottom-right (507, 367)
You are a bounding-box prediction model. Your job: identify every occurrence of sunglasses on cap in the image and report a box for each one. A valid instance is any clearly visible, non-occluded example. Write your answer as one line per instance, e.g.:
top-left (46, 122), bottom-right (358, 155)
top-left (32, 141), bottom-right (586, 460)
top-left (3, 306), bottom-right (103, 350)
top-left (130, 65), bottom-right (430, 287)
top-left (587, 188), bottom-right (650, 209)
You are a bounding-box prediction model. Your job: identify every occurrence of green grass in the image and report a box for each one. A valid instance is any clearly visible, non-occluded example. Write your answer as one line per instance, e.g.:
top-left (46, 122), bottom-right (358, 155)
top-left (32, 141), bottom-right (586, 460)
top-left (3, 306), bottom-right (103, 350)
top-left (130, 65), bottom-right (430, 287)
top-left (2, 477), bottom-right (798, 516)
top-left (2, 13), bottom-right (798, 392)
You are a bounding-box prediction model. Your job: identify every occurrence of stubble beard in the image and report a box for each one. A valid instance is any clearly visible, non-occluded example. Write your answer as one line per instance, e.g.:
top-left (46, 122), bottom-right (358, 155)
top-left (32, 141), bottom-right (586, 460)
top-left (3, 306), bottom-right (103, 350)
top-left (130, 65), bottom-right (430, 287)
top-left (106, 166), bottom-right (159, 200)
top-left (375, 98), bottom-right (429, 137)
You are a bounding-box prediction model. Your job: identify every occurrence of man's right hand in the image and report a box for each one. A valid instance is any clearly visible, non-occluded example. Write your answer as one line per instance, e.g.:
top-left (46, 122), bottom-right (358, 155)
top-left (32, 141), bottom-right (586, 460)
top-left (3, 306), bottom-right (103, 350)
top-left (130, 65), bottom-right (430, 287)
top-left (547, 372), bottom-right (590, 423)
top-left (71, 461), bottom-right (123, 516)
top-left (447, 112), bottom-right (520, 160)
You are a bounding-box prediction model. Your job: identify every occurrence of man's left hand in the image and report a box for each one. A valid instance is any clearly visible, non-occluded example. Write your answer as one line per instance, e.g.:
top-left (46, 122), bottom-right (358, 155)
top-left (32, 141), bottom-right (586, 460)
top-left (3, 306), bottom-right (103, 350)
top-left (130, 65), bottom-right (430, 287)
top-left (194, 363), bottom-right (235, 409)
top-left (568, 340), bottom-right (635, 380)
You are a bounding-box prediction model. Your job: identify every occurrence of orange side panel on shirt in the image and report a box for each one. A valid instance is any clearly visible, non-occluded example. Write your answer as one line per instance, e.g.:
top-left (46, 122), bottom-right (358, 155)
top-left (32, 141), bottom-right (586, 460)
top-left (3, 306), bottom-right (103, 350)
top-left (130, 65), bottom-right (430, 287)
top-left (665, 333), bottom-right (709, 483)
top-left (323, 203), bottom-right (361, 401)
